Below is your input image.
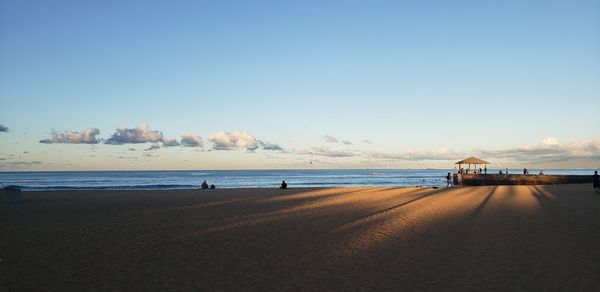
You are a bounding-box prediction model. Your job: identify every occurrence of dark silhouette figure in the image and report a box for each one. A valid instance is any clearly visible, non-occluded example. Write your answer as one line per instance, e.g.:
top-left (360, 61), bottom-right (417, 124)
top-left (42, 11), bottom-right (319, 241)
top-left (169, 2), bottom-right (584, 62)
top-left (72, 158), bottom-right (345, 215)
top-left (446, 173), bottom-right (453, 187)
top-left (523, 168), bottom-right (529, 175)
top-left (201, 180), bottom-right (209, 191)
top-left (499, 170), bottom-right (503, 174)
top-left (593, 171), bottom-right (599, 192)
top-left (210, 184), bottom-right (216, 191)
top-left (484, 166), bottom-right (487, 174)
top-left (280, 180), bottom-right (287, 189)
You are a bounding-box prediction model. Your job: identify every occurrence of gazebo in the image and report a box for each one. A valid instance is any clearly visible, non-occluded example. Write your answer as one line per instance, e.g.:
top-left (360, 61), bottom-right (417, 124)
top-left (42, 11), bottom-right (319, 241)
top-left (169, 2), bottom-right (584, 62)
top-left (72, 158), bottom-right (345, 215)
top-left (455, 157), bottom-right (490, 174)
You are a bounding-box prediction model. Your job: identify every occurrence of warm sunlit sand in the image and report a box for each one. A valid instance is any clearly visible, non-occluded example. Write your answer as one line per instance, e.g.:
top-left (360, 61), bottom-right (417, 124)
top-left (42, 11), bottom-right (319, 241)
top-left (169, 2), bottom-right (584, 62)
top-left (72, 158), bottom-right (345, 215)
top-left (1, 185), bottom-right (599, 290)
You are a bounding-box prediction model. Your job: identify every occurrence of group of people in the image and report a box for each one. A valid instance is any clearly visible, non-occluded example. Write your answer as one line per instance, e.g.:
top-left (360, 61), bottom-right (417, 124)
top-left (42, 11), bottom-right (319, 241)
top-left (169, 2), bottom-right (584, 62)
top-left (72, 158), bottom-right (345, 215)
top-left (200, 180), bottom-right (216, 192)
top-left (446, 172), bottom-right (462, 188)
top-left (521, 168), bottom-right (544, 175)
top-left (460, 167), bottom-right (486, 175)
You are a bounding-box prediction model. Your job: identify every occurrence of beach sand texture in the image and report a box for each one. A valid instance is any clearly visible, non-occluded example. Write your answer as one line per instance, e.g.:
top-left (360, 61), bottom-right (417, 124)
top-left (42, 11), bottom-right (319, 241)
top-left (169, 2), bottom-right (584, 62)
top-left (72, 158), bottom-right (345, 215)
top-left (1, 185), bottom-right (599, 291)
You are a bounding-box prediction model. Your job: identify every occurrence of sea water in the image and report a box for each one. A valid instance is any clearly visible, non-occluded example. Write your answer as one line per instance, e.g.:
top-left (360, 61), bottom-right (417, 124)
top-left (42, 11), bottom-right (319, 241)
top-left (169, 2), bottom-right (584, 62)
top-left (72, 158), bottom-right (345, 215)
top-left (0, 169), bottom-right (595, 191)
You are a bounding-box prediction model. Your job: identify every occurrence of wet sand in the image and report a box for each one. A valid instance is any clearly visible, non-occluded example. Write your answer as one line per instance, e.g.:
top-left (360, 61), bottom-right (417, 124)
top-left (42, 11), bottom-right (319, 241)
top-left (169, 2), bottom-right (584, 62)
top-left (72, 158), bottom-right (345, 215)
top-left (1, 185), bottom-right (599, 291)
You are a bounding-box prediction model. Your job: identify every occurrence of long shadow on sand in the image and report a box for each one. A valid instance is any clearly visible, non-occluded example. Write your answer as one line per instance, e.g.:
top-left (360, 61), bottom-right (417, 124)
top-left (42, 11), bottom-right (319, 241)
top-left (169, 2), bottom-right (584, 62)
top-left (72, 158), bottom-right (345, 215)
top-left (325, 187), bottom-right (455, 233)
top-left (530, 185), bottom-right (555, 208)
top-left (468, 186), bottom-right (498, 220)
top-left (142, 187), bottom-right (378, 216)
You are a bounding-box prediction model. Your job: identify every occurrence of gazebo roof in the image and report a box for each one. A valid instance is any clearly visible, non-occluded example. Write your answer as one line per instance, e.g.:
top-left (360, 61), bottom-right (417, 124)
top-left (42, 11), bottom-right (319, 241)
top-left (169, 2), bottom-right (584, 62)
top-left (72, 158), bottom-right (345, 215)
top-left (455, 157), bottom-right (490, 165)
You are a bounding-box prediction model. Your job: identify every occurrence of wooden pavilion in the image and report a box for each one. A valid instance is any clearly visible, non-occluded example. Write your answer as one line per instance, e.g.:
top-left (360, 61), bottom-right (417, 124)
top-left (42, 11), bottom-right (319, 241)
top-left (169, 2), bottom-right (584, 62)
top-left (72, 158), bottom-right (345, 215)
top-left (455, 157), bottom-right (490, 174)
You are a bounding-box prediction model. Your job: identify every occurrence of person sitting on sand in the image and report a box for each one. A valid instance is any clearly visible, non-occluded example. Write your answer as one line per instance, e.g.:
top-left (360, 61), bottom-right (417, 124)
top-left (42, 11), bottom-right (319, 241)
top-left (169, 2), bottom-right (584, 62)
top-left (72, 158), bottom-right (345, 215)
top-left (201, 180), bottom-right (209, 191)
top-left (445, 173), bottom-right (453, 187)
top-left (210, 184), bottom-right (216, 191)
top-left (280, 180), bottom-right (287, 189)
top-left (499, 170), bottom-right (503, 174)
top-left (593, 171), bottom-right (600, 192)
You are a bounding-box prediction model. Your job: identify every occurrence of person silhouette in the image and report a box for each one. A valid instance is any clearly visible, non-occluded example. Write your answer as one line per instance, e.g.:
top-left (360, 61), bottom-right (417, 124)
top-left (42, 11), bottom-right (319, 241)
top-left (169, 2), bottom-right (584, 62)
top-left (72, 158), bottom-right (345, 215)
top-left (201, 180), bottom-right (209, 191)
top-left (280, 180), bottom-right (288, 189)
top-left (445, 173), bottom-right (453, 187)
top-left (593, 171), bottom-right (599, 192)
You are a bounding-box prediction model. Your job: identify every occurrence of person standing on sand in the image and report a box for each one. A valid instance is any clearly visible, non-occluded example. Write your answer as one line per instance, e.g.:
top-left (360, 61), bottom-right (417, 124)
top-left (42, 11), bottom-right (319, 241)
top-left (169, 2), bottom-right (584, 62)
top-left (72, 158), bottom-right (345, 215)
top-left (457, 172), bottom-right (463, 187)
top-left (593, 171), bottom-right (600, 192)
top-left (446, 173), bottom-right (453, 187)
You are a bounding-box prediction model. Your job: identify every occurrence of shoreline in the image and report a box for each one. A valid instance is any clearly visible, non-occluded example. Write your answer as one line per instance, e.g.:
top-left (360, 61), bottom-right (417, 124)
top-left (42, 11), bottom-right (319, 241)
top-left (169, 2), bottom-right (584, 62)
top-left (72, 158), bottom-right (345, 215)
top-left (2, 170), bottom-right (596, 192)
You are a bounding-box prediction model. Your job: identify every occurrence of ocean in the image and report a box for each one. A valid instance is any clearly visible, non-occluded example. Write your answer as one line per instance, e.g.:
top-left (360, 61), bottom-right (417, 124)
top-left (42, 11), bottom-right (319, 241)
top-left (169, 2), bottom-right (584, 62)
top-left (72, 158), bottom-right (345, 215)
top-left (0, 169), bottom-right (596, 191)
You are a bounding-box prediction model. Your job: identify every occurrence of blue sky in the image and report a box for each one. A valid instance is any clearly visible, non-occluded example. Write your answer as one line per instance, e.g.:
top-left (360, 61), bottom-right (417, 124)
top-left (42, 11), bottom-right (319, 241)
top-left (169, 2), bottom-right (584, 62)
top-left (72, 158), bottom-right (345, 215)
top-left (1, 0), bottom-right (599, 170)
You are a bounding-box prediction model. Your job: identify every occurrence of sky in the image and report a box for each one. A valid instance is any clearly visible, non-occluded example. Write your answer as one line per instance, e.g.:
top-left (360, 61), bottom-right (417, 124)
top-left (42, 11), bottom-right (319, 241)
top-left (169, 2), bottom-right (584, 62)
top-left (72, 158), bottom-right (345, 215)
top-left (1, 0), bottom-right (599, 170)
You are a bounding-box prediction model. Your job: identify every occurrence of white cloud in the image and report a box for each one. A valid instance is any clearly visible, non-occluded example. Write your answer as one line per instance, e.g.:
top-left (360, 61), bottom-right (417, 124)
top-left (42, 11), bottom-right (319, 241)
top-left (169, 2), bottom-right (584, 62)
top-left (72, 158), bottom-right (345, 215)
top-left (142, 152), bottom-right (158, 157)
top-left (208, 131), bottom-right (258, 151)
top-left (39, 128), bottom-right (101, 144)
top-left (299, 147), bottom-right (358, 157)
top-left (323, 135), bottom-right (338, 143)
top-left (541, 137), bottom-right (559, 146)
top-left (476, 137), bottom-right (600, 165)
top-left (358, 137), bottom-right (600, 167)
top-left (180, 133), bottom-right (204, 147)
top-left (2, 160), bottom-right (43, 166)
top-left (162, 137), bottom-right (180, 147)
top-left (145, 143), bottom-right (161, 151)
top-left (105, 123), bottom-right (163, 145)
top-left (258, 140), bottom-right (284, 151)
top-left (342, 140), bottom-right (353, 145)
top-left (361, 148), bottom-right (465, 161)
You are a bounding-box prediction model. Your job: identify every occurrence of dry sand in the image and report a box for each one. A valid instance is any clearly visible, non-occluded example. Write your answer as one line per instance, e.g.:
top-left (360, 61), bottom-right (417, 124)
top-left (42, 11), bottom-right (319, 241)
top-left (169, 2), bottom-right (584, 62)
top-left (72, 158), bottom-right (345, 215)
top-left (1, 184), bottom-right (599, 291)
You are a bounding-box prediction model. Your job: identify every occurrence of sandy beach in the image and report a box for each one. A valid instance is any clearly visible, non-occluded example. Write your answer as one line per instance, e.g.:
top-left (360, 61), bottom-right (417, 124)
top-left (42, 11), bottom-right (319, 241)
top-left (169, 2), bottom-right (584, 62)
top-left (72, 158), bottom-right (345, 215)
top-left (1, 184), bottom-right (599, 291)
